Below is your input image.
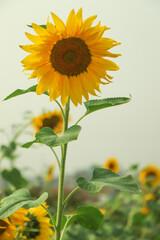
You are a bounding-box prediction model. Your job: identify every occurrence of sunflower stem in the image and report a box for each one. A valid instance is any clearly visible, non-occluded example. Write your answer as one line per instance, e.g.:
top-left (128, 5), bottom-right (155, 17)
top-left (55, 100), bottom-right (65, 121)
top-left (75, 113), bottom-right (87, 125)
top-left (55, 97), bottom-right (70, 240)
top-left (50, 147), bottom-right (61, 169)
top-left (41, 204), bottom-right (56, 230)
top-left (62, 186), bottom-right (79, 210)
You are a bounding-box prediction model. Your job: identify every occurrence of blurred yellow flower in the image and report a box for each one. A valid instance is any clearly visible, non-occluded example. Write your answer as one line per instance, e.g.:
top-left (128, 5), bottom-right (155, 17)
top-left (45, 162), bottom-right (55, 182)
top-left (140, 207), bottom-right (150, 215)
top-left (20, 8), bottom-right (120, 106)
top-left (22, 203), bottom-right (54, 239)
top-left (139, 165), bottom-right (160, 187)
top-left (99, 208), bottom-right (107, 215)
top-left (103, 157), bottom-right (119, 173)
top-left (32, 110), bottom-right (63, 134)
top-left (0, 218), bottom-right (17, 240)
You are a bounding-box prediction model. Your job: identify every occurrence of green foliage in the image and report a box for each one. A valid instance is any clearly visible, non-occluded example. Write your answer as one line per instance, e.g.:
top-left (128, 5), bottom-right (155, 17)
top-left (3, 85), bottom-right (48, 101)
top-left (22, 125), bottom-right (81, 148)
top-left (67, 206), bottom-right (104, 231)
top-left (0, 141), bottom-right (17, 160)
top-left (27, 24), bottom-right (46, 29)
top-left (1, 168), bottom-right (28, 189)
top-left (77, 168), bottom-right (140, 194)
top-left (84, 96), bottom-right (131, 115)
top-left (0, 188), bottom-right (48, 219)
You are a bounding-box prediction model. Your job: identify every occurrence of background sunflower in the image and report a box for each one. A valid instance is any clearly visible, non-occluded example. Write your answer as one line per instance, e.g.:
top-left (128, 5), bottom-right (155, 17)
top-left (103, 157), bottom-right (119, 173)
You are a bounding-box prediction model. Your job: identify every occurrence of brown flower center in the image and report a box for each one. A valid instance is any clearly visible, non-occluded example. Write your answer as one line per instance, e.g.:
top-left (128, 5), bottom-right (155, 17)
top-left (0, 220), bottom-right (8, 235)
top-left (42, 115), bottom-right (60, 130)
top-left (50, 37), bottom-right (91, 77)
top-left (146, 171), bottom-right (156, 181)
top-left (109, 163), bottom-right (114, 170)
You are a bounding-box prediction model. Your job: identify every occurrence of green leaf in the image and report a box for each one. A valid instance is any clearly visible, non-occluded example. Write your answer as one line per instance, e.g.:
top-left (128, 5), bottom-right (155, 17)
top-left (84, 96), bottom-right (131, 115)
top-left (0, 188), bottom-right (48, 219)
top-left (22, 125), bottom-right (81, 148)
top-left (4, 85), bottom-right (48, 101)
top-left (1, 168), bottom-right (28, 189)
top-left (77, 168), bottom-right (140, 194)
top-left (67, 206), bottom-right (104, 230)
top-left (27, 24), bottom-right (46, 29)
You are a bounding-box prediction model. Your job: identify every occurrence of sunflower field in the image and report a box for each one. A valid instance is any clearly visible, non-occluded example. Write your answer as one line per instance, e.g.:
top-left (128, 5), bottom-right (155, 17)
top-left (0, 4), bottom-right (160, 240)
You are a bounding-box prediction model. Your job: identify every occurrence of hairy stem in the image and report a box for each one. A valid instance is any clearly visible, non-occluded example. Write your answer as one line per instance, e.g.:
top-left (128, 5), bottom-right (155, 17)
top-left (55, 97), bottom-right (70, 240)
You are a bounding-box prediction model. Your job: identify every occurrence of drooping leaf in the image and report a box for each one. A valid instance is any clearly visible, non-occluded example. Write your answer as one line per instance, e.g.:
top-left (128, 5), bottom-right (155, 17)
top-left (66, 206), bottom-right (104, 231)
top-left (0, 188), bottom-right (48, 219)
top-left (77, 168), bottom-right (140, 194)
top-left (27, 24), bottom-right (46, 29)
top-left (4, 85), bottom-right (48, 101)
top-left (84, 96), bottom-right (131, 115)
top-left (22, 125), bottom-right (81, 148)
top-left (1, 168), bottom-right (28, 189)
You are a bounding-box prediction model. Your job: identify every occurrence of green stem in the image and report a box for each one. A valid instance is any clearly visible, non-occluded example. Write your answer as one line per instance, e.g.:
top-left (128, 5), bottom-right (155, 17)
top-left (41, 204), bottom-right (56, 229)
top-left (55, 97), bottom-right (70, 240)
top-left (62, 186), bottom-right (79, 210)
top-left (13, 121), bottom-right (31, 141)
top-left (50, 147), bottom-right (61, 169)
top-left (75, 113), bottom-right (87, 125)
top-left (55, 100), bottom-right (65, 121)
top-left (60, 218), bottom-right (70, 240)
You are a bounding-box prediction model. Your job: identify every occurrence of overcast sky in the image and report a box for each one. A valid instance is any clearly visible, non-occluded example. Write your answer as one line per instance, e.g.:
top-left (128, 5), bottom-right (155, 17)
top-left (0, 0), bottom-right (160, 177)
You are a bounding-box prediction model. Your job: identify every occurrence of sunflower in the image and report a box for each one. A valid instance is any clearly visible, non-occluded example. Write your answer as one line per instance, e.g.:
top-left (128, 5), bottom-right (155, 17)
top-left (99, 208), bottom-right (107, 216)
top-left (22, 203), bottom-right (54, 240)
top-left (103, 157), bottom-right (119, 173)
top-left (20, 8), bottom-right (120, 106)
top-left (9, 208), bottom-right (29, 227)
top-left (140, 193), bottom-right (156, 215)
top-left (45, 162), bottom-right (55, 182)
top-left (32, 110), bottom-right (63, 133)
top-left (0, 218), bottom-right (17, 240)
top-left (139, 165), bottom-right (160, 187)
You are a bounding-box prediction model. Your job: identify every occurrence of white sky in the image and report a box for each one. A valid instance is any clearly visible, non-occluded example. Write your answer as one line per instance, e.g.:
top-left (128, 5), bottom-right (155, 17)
top-left (0, 0), bottom-right (160, 177)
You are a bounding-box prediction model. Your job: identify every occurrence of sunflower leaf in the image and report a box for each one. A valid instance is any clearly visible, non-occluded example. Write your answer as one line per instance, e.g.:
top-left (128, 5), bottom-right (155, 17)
top-left (27, 24), bottom-right (46, 29)
top-left (1, 168), bottom-right (28, 189)
top-left (77, 168), bottom-right (140, 194)
top-left (66, 206), bottom-right (104, 230)
top-left (4, 84), bottom-right (48, 101)
top-left (84, 96), bottom-right (131, 115)
top-left (22, 125), bottom-right (81, 148)
top-left (0, 188), bottom-right (48, 219)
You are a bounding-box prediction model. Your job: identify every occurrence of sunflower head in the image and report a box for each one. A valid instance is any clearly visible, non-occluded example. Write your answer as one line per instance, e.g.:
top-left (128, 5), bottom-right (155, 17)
top-left (9, 208), bottom-right (29, 227)
top-left (45, 162), bottom-right (55, 182)
top-left (139, 165), bottom-right (160, 187)
top-left (20, 8), bottom-right (120, 106)
top-left (32, 110), bottom-right (63, 134)
top-left (22, 203), bottom-right (54, 239)
top-left (140, 207), bottom-right (150, 215)
top-left (0, 218), bottom-right (17, 240)
top-left (103, 157), bottom-right (119, 173)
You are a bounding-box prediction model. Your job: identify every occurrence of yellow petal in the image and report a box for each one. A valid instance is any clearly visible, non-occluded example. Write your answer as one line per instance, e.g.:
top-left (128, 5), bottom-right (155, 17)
top-left (60, 76), bottom-right (69, 106)
top-left (36, 70), bottom-right (54, 95)
top-left (47, 17), bottom-right (57, 36)
top-left (51, 12), bottom-right (66, 31)
top-left (83, 15), bottom-right (97, 30)
top-left (93, 57), bottom-right (120, 71)
top-left (32, 23), bottom-right (49, 36)
top-left (76, 8), bottom-right (82, 22)
top-left (69, 76), bottom-right (82, 105)
top-left (25, 32), bottom-right (41, 44)
top-left (66, 9), bottom-right (77, 36)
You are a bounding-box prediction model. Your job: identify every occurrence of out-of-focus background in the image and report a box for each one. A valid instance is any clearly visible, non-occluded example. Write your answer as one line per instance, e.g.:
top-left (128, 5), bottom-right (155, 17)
top-left (0, 0), bottom-right (160, 177)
